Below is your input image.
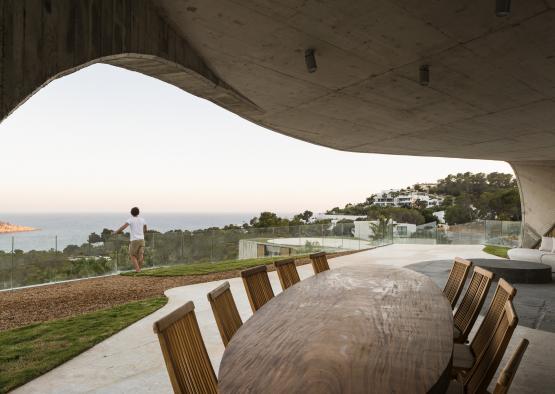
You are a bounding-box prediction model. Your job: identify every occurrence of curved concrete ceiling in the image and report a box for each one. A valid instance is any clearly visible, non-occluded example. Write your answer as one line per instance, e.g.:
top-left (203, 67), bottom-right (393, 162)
top-left (153, 0), bottom-right (555, 161)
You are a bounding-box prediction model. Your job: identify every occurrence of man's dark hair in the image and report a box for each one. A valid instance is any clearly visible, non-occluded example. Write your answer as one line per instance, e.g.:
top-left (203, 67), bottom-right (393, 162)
top-left (130, 207), bottom-right (140, 217)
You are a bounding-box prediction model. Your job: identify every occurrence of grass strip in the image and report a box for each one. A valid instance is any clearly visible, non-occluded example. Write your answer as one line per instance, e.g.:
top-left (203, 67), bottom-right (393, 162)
top-left (0, 296), bottom-right (167, 393)
top-left (123, 255), bottom-right (309, 277)
top-left (482, 245), bottom-right (510, 259)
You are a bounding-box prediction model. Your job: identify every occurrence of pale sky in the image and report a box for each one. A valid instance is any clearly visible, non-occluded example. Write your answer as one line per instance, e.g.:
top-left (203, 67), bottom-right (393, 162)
top-left (0, 64), bottom-right (512, 213)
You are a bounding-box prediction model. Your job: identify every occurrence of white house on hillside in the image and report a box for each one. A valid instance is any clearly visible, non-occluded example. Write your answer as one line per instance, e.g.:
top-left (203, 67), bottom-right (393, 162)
top-left (373, 190), bottom-right (443, 208)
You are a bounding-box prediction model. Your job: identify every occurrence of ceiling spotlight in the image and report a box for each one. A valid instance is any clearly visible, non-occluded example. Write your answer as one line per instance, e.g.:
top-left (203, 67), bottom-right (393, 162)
top-left (496, 0), bottom-right (511, 17)
top-left (419, 65), bottom-right (430, 86)
top-left (305, 49), bottom-right (317, 73)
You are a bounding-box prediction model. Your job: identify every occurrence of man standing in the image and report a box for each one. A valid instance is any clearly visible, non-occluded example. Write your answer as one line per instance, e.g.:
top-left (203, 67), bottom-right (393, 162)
top-left (114, 207), bottom-right (147, 272)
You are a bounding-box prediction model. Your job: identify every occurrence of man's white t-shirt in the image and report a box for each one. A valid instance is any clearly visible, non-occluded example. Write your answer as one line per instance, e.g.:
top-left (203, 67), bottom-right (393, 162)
top-left (126, 216), bottom-right (146, 241)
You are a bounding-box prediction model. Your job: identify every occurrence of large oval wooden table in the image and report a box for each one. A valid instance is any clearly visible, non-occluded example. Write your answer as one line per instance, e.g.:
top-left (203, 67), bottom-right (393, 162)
top-left (218, 264), bottom-right (454, 393)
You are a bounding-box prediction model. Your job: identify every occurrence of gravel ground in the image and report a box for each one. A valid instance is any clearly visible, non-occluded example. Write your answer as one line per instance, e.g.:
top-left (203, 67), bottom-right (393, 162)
top-left (0, 252), bottom-right (354, 331)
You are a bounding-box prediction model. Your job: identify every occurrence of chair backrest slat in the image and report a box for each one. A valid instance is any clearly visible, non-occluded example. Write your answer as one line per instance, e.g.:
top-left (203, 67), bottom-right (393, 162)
top-left (274, 258), bottom-right (301, 290)
top-left (153, 301), bottom-right (218, 394)
top-left (443, 257), bottom-right (472, 308)
top-left (453, 266), bottom-right (494, 342)
top-left (470, 279), bottom-right (517, 357)
top-left (463, 301), bottom-right (518, 394)
top-left (241, 265), bottom-right (275, 313)
top-left (492, 338), bottom-right (529, 394)
top-left (207, 281), bottom-right (243, 347)
top-left (310, 252), bottom-right (330, 274)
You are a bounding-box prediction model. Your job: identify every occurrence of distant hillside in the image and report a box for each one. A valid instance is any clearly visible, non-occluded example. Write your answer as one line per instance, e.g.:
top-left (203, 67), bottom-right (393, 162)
top-left (326, 172), bottom-right (521, 225)
top-left (0, 221), bottom-right (37, 234)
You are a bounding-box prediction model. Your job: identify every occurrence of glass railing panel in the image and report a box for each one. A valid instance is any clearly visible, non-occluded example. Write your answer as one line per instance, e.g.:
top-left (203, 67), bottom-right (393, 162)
top-left (1, 220), bottom-right (520, 290)
top-left (146, 231), bottom-right (183, 268)
top-left (211, 228), bottom-right (243, 262)
top-left (190, 230), bottom-right (215, 263)
top-left (9, 235), bottom-right (56, 288)
top-left (502, 221), bottom-right (522, 247)
top-left (0, 236), bottom-right (13, 290)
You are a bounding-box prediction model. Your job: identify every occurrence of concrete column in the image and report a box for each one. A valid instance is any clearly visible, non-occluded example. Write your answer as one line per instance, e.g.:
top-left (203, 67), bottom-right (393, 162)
top-left (511, 160), bottom-right (555, 248)
top-left (0, 0), bottom-right (259, 123)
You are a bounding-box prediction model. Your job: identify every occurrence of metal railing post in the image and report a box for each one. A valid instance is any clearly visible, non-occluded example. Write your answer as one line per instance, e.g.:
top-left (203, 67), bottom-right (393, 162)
top-left (150, 233), bottom-right (154, 267)
top-left (115, 238), bottom-right (119, 273)
top-left (10, 236), bottom-right (14, 289)
top-left (210, 230), bottom-right (214, 262)
top-left (181, 232), bottom-right (184, 260)
top-left (189, 233), bottom-right (192, 263)
top-left (321, 223), bottom-right (324, 250)
top-left (341, 223), bottom-right (344, 249)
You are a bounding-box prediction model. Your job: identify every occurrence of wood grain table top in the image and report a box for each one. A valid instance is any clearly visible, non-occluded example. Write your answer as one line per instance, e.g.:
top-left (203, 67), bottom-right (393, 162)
top-left (218, 264), bottom-right (454, 394)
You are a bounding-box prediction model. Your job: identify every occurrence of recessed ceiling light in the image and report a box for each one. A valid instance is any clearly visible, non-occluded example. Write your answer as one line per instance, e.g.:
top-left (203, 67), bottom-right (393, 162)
top-left (305, 49), bottom-right (317, 73)
top-left (419, 65), bottom-right (430, 86)
top-left (496, 0), bottom-right (511, 17)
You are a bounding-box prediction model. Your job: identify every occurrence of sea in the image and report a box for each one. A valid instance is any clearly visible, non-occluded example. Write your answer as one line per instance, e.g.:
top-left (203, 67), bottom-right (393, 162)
top-left (0, 212), bottom-right (279, 252)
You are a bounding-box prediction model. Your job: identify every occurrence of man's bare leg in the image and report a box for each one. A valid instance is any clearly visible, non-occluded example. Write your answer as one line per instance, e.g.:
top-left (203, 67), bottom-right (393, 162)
top-left (131, 255), bottom-right (140, 272)
top-left (138, 249), bottom-right (144, 271)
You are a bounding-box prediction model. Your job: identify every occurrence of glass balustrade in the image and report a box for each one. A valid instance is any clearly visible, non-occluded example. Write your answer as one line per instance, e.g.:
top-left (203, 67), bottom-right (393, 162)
top-left (0, 220), bottom-right (520, 291)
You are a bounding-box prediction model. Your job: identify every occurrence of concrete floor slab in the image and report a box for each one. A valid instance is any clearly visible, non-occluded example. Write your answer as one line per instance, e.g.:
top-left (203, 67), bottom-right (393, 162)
top-left (12, 245), bottom-right (554, 393)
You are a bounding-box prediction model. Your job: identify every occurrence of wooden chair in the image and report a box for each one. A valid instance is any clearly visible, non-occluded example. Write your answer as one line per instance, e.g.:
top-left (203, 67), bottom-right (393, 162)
top-left (447, 301), bottom-right (519, 394)
top-left (153, 301), bottom-right (218, 394)
top-left (241, 265), bottom-right (274, 313)
top-left (207, 281), bottom-right (243, 347)
top-left (274, 258), bottom-right (301, 290)
top-left (444, 257), bottom-right (473, 309)
top-left (492, 338), bottom-right (529, 394)
top-left (453, 267), bottom-right (494, 344)
top-left (309, 251), bottom-right (330, 274)
top-left (453, 279), bottom-right (517, 373)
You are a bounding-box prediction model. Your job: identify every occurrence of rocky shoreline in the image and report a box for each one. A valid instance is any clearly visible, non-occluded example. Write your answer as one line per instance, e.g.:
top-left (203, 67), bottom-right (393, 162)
top-left (0, 221), bottom-right (37, 234)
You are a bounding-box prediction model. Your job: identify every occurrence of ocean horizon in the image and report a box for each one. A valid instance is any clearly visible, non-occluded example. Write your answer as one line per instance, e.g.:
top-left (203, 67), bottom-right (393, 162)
top-left (0, 212), bottom-right (294, 252)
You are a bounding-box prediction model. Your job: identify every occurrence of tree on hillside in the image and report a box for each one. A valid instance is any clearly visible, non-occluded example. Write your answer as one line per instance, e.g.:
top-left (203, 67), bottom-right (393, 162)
top-left (367, 206), bottom-right (425, 225)
top-left (476, 188), bottom-right (521, 221)
top-left (437, 172), bottom-right (487, 197)
top-left (88, 232), bottom-right (102, 244)
top-left (223, 224), bottom-right (242, 230)
top-left (419, 208), bottom-right (438, 224)
top-left (63, 244), bottom-right (81, 255)
top-left (101, 228), bottom-right (114, 242)
top-left (369, 216), bottom-right (391, 240)
top-left (439, 195), bottom-right (454, 210)
top-left (412, 199), bottom-right (428, 210)
top-left (249, 212), bottom-right (289, 228)
top-left (292, 210), bottom-right (313, 224)
top-left (365, 195), bottom-right (375, 205)
top-left (445, 205), bottom-right (474, 224)
top-left (445, 194), bottom-right (475, 224)
top-left (332, 219), bottom-right (354, 236)
top-left (486, 172), bottom-right (516, 189)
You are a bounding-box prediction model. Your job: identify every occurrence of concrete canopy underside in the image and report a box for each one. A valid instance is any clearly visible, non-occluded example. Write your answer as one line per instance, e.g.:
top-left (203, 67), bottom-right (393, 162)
top-left (1, 1), bottom-right (554, 245)
top-left (154, 0), bottom-right (555, 161)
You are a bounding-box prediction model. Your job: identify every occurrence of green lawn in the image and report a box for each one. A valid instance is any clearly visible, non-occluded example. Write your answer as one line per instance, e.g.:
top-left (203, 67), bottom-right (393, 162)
top-left (123, 255), bottom-right (309, 277)
top-left (0, 297), bottom-right (167, 393)
top-left (482, 245), bottom-right (510, 259)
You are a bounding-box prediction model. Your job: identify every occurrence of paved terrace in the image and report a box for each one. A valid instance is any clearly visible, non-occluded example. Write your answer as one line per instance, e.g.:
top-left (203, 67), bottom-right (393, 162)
top-left (14, 245), bottom-right (555, 393)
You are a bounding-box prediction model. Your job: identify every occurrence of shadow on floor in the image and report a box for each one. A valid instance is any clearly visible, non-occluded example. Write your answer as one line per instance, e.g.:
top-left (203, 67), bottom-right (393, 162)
top-left (406, 260), bottom-right (555, 333)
